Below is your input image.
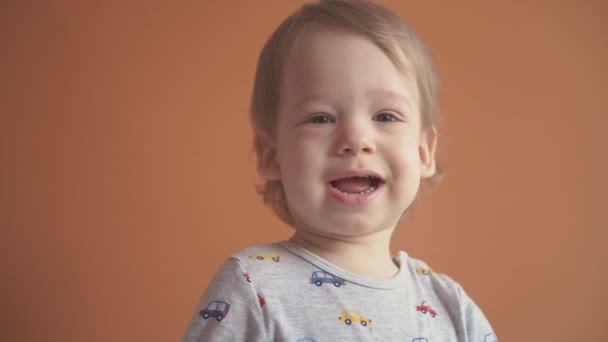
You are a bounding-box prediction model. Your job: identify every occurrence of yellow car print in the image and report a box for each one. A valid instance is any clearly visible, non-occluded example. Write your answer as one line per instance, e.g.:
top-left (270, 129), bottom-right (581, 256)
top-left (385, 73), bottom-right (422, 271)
top-left (249, 254), bottom-right (280, 262)
top-left (338, 309), bottom-right (372, 327)
top-left (416, 265), bottom-right (433, 275)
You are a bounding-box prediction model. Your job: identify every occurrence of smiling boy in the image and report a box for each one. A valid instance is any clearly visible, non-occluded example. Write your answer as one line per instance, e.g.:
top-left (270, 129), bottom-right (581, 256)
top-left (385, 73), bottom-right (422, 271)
top-left (183, 1), bottom-right (496, 340)
top-left (264, 22), bottom-right (436, 280)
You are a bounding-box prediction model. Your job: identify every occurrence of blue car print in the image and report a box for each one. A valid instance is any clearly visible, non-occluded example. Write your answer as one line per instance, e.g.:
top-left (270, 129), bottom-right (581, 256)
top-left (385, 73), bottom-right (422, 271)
top-left (199, 300), bottom-right (230, 322)
top-left (484, 332), bottom-right (498, 342)
top-left (296, 338), bottom-right (317, 342)
top-left (310, 271), bottom-right (346, 287)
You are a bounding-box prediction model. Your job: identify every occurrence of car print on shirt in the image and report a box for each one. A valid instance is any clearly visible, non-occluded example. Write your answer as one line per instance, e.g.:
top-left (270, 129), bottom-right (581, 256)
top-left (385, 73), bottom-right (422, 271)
top-left (484, 332), bottom-right (498, 342)
top-left (243, 272), bottom-right (252, 282)
top-left (310, 271), bottom-right (346, 287)
top-left (415, 301), bottom-right (438, 317)
top-left (295, 337), bottom-right (317, 342)
top-left (338, 309), bottom-right (372, 327)
top-left (199, 300), bottom-right (230, 322)
top-left (416, 265), bottom-right (433, 275)
top-left (249, 254), bottom-right (280, 262)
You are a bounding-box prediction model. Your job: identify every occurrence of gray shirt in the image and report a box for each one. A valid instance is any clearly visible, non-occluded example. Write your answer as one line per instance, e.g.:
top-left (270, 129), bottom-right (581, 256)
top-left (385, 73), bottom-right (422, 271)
top-left (183, 241), bottom-right (497, 341)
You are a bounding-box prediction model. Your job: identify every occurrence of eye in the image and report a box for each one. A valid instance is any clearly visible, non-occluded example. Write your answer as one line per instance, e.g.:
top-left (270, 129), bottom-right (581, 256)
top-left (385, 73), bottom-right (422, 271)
top-left (374, 112), bottom-right (398, 122)
top-left (310, 115), bottom-right (334, 124)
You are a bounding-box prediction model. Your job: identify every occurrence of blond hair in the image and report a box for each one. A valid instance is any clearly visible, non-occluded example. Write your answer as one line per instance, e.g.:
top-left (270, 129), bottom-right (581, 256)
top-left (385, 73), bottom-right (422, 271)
top-left (250, 0), bottom-right (443, 226)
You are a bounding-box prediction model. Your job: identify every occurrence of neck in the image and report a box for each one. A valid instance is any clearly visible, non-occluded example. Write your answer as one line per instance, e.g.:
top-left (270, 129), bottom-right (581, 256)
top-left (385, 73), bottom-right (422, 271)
top-left (289, 229), bottom-right (399, 279)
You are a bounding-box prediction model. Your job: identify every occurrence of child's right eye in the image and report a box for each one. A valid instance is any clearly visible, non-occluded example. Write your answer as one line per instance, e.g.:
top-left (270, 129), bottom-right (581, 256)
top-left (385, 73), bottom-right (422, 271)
top-left (310, 115), bottom-right (334, 124)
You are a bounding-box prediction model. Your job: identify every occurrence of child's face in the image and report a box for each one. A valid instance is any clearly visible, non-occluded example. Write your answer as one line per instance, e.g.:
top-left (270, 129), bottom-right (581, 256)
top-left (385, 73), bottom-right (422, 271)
top-left (262, 26), bottom-right (436, 240)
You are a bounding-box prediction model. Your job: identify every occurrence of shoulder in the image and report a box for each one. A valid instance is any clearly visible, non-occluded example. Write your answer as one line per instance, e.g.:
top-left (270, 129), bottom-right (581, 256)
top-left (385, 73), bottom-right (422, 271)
top-left (230, 242), bottom-right (285, 263)
top-left (397, 252), bottom-right (497, 339)
top-left (197, 243), bottom-right (288, 287)
top-left (223, 242), bottom-right (302, 283)
top-left (398, 252), bottom-right (461, 288)
top-left (397, 252), bottom-right (468, 307)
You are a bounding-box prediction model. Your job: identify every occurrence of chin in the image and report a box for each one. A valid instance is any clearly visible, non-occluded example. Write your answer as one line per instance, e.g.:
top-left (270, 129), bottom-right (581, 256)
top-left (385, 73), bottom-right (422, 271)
top-left (291, 205), bottom-right (401, 238)
top-left (326, 215), bottom-right (395, 237)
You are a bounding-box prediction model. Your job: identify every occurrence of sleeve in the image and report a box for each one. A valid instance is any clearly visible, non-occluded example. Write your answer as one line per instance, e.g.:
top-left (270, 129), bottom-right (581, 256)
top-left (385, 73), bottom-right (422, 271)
top-left (456, 285), bottom-right (498, 342)
top-left (182, 257), bottom-right (266, 342)
top-left (431, 273), bottom-right (498, 341)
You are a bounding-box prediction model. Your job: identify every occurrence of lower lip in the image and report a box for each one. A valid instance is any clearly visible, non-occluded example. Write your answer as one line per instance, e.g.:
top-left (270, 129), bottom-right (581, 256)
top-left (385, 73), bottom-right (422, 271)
top-left (327, 182), bottom-right (384, 206)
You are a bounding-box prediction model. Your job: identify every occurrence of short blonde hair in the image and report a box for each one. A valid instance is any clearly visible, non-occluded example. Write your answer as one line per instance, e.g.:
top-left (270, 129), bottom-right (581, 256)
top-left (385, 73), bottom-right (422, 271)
top-left (251, 0), bottom-right (443, 226)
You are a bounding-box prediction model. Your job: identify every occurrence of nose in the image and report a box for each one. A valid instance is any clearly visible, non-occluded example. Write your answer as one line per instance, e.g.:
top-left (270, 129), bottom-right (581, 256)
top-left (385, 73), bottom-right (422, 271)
top-left (335, 118), bottom-right (376, 156)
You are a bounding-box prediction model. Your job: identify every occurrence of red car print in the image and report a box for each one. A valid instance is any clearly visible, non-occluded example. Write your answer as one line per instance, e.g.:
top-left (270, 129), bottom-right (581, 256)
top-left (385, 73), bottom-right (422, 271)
top-left (243, 272), bottom-right (251, 282)
top-left (415, 301), bottom-right (438, 317)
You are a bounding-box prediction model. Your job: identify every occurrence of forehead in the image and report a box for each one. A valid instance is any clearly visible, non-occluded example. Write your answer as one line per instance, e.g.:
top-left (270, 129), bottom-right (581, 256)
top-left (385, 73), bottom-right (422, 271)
top-left (279, 25), bottom-right (418, 110)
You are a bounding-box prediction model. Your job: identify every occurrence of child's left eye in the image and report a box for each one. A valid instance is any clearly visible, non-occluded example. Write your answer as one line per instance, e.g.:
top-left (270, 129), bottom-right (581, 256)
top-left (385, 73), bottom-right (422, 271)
top-left (374, 112), bottom-right (398, 122)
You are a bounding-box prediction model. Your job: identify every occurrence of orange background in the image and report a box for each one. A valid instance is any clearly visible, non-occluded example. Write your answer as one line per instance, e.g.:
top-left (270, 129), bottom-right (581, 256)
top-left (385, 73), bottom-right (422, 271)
top-left (1, 1), bottom-right (606, 341)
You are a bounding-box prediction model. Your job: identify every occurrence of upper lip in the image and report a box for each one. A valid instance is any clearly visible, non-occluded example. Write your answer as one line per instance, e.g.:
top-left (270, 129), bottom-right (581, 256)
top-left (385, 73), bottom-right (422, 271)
top-left (326, 169), bottom-right (385, 183)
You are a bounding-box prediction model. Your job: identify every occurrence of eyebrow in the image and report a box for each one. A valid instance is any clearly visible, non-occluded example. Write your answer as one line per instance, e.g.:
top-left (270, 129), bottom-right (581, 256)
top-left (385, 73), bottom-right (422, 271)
top-left (291, 88), bottom-right (412, 111)
top-left (365, 88), bottom-right (412, 108)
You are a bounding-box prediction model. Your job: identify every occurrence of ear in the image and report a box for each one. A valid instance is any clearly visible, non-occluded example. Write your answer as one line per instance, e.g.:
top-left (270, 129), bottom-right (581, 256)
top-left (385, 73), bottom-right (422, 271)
top-left (419, 127), bottom-right (438, 179)
top-left (254, 133), bottom-right (281, 181)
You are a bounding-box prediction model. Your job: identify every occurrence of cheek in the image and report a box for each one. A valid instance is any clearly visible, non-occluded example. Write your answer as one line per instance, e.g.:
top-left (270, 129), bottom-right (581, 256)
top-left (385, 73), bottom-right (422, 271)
top-left (277, 141), bottom-right (317, 184)
top-left (384, 135), bottom-right (421, 162)
top-left (279, 130), bottom-right (326, 162)
top-left (384, 148), bottom-right (423, 187)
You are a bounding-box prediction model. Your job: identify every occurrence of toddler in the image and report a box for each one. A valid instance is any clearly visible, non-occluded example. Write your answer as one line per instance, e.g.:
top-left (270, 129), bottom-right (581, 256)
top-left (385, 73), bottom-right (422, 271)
top-left (183, 0), bottom-right (497, 340)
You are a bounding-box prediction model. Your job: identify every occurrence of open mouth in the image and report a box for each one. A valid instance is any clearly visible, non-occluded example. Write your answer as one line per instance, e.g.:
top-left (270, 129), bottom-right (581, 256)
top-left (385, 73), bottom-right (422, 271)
top-left (329, 175), bottom-right (385, 195)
